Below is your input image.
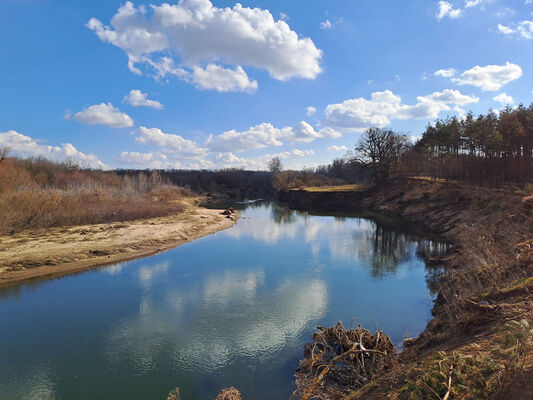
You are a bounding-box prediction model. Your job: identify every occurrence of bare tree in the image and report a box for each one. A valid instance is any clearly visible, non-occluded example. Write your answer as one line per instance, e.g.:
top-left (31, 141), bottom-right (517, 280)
top-left (0, 147), bottom-right (10, 165)
top-left (354, 127), bottom-right (409, 182)
top-left (267, 156), bottom-right (283, 175)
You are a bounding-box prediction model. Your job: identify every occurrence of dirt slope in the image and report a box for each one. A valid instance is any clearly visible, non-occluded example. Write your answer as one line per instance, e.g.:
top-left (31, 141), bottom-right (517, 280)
top-left (280, 178), bottom-right (533, 399)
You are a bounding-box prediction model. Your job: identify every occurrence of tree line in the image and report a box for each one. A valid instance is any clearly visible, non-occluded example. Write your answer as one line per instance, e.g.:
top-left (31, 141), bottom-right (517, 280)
top-left (352, 103), bottom-right (533, 186)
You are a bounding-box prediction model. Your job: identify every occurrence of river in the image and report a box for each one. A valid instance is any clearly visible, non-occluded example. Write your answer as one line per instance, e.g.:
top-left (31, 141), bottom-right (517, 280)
top-left (0, 201), bottom-right (448, 400)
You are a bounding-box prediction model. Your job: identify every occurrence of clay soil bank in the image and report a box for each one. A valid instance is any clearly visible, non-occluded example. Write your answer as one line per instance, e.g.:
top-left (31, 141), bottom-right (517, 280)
top-left (0, 198), bottom-right (237, 287)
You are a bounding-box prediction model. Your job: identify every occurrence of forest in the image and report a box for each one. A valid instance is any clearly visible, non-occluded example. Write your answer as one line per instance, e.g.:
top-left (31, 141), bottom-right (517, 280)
top-left (317, 103), bottom-right (533, 188)
top-left (402, 104), bottom-right (533, 186)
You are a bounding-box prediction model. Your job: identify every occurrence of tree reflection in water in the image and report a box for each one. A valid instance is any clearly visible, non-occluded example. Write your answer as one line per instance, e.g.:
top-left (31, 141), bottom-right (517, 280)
top-left (361, 220), bottom-right (450, 294)
top-left (268, 202), bottom-right (450, 294)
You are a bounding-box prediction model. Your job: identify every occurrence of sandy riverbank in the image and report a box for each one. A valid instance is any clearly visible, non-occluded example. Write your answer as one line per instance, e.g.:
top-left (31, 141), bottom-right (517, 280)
top-left (0, 199), bottom-right (237, 287)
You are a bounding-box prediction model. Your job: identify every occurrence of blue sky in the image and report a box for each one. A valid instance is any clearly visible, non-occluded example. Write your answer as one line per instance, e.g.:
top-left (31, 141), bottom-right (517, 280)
top-left (1, 0), bottom-right (533, 170)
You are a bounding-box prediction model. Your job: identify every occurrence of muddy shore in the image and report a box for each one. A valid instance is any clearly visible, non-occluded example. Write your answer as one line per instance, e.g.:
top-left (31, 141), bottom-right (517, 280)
top-left (0, 199), bottom-right (237, 287)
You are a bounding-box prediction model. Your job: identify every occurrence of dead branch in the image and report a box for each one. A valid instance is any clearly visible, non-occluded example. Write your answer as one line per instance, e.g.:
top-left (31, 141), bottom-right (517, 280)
top-left (293, 322), bottom-right (398, 400)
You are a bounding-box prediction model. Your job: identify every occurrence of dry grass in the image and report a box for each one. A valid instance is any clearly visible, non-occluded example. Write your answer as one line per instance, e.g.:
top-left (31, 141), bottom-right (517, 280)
top-left (0, 157), bottom-right (191, 235)
top-left (294, 184), bottom-right (368, 192)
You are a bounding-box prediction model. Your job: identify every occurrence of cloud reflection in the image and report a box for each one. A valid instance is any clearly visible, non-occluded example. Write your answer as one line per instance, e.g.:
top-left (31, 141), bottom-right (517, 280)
top-left (104, 269), bottom-right (327, 374)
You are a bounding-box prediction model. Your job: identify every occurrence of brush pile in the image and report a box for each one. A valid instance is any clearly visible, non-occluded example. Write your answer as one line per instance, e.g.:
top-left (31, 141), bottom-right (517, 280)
top-left (215, 387), bottom-right (243, 400)
top-left (292, 322), bottom-right (397, 400)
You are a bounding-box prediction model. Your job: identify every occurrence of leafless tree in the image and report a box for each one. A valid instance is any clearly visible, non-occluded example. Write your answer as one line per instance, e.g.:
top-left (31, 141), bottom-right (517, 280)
top-left (354, 127), bottom-right (409, 182)
top-left (267, 156), bottom-right (283, 175)
top-left (0, 147), bottom-right (10, 165)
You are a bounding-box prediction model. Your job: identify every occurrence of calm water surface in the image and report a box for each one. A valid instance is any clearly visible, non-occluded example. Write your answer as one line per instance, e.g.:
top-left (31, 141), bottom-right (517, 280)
top-left (0, 202), bottom-right (447, 400)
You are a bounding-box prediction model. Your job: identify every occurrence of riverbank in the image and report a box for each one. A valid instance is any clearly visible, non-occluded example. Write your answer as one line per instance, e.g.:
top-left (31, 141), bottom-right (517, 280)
top-left (279, 178), bottom-right (533, 399)
top-left (0, 198), bottom-right (237, 287)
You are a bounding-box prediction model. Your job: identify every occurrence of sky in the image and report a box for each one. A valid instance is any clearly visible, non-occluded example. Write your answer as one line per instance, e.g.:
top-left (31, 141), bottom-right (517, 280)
top-left (1, 0), bottom-right (533, 170)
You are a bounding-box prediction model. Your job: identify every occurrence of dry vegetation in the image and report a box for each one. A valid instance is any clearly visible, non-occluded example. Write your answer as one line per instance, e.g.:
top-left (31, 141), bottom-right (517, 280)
top-left (0, 156), bottom-right (191, 235)
top-left (273, 169), bottom-right (346, 191)
top-left (280, 178), bottom-right (533, 399)
top-left (293, 322), bottom-right (397, 400)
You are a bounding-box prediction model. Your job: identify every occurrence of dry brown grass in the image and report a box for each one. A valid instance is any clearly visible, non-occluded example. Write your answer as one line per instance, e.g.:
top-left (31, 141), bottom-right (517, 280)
top-left (0, 157), bottom-right (191, 235)
top-left (294, 184), bottom-right (369, 192)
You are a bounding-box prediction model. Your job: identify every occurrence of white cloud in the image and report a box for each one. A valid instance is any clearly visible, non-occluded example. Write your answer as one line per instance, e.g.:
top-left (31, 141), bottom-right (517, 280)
top-left (135, 127), bottom-right (207, 158)
top-left (117, 151), bottom-right (178, 169)
top-left (214, 148), bottom-right (314, 170)
top-left (325, 91), bottom-right (402, 131)
top-left (306, 106), bottom-right (317, 116)
top-left (498, 24), bottom-right (515, 35)
top-left (206, 123), bottom-right (283, 153)
top-left (318, 127), bottom-right (343, 139)
top-left (498, 21), bottom-right (533, 39)
top-left (465, 0), bottom-right (483, 8)
top-left (191, 64), bottom-right (257, 93)
top-left (516, 21), bottom-right (533, 39)
top-left (434, 68), bottom-right (457, 78)
top-left (279, 12), bottom-right (289, 21)
top-left (123, 89), bottom-right (164, 109)
top-left (451, 62), bottom-right (523, 91)
top-left (68, 102), bottom-right (134, 128)
top-left (320, 19), bottom-right (332, 29)
top-left (0, 130), bottom-right (106, 169)
top-left (215, 152), bottom-right (248, 166)
top-left (325, 89), bottom-right (478, 132)
top-left (436, 1), bottom-right (462, 19)
top-left (282, 121), bottom-right (322, 143)
top-left (205, 121), bottom-right (322, 152)
top-left (87, 1), bottom-right (322, 91)
top-left (327, 145), bottom-right (348, 152)
top-left (117, 150), bottom-right (215, 170)
top-left (493, 92), bottom-right (514, 105)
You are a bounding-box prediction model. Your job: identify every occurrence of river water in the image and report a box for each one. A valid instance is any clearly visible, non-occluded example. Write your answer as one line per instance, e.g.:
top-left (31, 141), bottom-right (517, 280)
top-left (0, 202), bottom-right (448, 400)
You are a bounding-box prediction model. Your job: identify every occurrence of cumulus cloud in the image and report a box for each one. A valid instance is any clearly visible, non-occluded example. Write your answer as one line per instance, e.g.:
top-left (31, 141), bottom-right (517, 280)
top-left (135, 127), bottom-right (207, 158)
top-left (87, 1), bottom-right (322, 91)
top-left (434, 68), bottom-right (456, 78)
top-left (214, 148), bottom-right (314, 170)
top-left (205, 121), bottom-right (322, 152)
top-left (0, 130), bottom-right (106, 169)
top-left (206, 123), bottom-right (283, 152)
top-left (327, 145), bottom-right (348, 152)
top-left (497, 21), bottom-right (533, 39)
top-left (451, 62), bottom-right (523, 91)
top-left (493, 92), bottom-right (514, 106)
top-left (117, 150), bottom-right (216, 170)
top-left (436, 1), bottom-right (462, 19)
top-left (68, 102), bottom-right (134, 127)
top-left (282, 121), bottom-right (322, 143)
top-left (116, 151), bottom-right (187, 169)
top-left (191, 64), bottom-right (257, 92)
top-left (325, 89), bottom-right (478, 132)
top-left (123, 90), bottom-right (163, 109)
top-left (306, 106), bottom-right (317, 116)
top-left (318, 127), bottom-right (343, 139)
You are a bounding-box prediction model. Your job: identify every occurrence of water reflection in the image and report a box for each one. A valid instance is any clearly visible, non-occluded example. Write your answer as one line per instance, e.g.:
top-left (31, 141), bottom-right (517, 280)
top-left (105, 267), bottom-right (327, 374)
top-left (225, 202), bottom-right (449, 285)
top-left (0, 201), bottom-right (449, 400)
